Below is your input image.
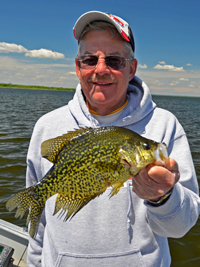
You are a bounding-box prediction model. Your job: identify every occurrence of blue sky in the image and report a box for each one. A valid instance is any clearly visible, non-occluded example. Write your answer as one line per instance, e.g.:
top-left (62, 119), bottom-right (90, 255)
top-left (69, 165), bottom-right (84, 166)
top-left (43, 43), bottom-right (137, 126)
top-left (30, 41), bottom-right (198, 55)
top-left (0, 0), bottom-right (199, 96)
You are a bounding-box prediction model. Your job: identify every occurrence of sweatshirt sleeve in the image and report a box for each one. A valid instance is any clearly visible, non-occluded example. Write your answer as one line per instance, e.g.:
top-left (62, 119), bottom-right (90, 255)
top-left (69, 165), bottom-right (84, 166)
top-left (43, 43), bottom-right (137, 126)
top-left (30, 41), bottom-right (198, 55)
top-left (144, 134), bottom-right (200, 238)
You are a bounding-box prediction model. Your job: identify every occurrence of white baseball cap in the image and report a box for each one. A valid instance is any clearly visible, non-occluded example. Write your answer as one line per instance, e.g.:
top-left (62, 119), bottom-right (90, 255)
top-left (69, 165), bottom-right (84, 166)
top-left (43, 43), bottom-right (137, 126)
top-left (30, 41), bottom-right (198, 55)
top-left (73, 11), bottom-right (135, 53)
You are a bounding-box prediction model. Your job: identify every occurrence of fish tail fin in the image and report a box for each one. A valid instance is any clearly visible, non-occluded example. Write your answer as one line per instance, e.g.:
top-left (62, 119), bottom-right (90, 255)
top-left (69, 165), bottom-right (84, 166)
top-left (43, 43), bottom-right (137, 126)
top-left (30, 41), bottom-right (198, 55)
top-left (6, 186), bottom-right (45, 238)
top-left (6, 187), bottom-right (34, 217)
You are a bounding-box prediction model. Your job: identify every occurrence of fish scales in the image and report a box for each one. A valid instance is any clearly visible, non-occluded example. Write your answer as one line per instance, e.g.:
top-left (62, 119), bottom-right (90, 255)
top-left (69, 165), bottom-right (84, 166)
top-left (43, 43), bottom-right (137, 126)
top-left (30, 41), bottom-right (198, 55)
top-left (6, 126), bottom-right (168, 237)
top-left (53, 131), bottom-right (124, 195)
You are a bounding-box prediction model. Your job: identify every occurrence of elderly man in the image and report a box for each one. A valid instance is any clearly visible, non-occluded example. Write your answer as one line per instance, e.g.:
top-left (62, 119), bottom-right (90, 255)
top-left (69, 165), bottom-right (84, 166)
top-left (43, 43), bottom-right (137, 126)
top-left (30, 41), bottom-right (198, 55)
top-left (27, 11), bottom-right (200, 267)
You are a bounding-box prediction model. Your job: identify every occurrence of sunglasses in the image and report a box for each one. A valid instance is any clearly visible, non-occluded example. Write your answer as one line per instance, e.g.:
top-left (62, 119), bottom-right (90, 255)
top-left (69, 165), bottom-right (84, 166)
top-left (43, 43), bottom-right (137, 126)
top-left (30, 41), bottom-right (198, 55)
top-left (76, 55), bottom-right (134, 70)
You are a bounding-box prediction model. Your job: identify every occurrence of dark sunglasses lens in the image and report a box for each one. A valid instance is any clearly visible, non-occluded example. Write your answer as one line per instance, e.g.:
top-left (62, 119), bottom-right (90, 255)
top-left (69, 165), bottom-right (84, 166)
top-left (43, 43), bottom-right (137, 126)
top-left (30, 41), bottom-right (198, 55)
top-left (80, 56), bottom-right (98, 68)
top-left (78, 55), bottom-right (127, 70)
top-left (106, 56), bottom-right (125, 70)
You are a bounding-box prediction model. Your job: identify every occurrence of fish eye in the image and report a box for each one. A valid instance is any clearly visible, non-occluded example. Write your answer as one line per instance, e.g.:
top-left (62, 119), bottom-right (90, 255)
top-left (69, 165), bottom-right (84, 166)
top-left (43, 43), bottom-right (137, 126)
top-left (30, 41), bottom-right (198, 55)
top-left (143, 143), bottom-right (151, 150)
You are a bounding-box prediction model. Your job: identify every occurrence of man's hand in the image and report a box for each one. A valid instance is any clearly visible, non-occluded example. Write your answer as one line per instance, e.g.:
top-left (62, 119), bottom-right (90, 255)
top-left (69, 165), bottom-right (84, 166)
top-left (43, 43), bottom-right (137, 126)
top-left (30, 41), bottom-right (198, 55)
top-left (132, 158), bottom-right (180, 202)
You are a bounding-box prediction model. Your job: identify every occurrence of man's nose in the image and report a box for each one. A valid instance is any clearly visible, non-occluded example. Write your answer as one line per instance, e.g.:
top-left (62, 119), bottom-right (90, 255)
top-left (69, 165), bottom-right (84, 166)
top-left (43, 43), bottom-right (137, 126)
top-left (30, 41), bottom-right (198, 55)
top-left (94, 58), bottom-right (110, 75)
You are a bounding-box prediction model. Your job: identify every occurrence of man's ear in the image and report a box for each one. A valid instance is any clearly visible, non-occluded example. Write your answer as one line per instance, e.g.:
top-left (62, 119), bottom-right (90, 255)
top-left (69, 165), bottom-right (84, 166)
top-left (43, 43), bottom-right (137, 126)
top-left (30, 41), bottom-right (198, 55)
top-left (129, 59), bottom-right (138, 81)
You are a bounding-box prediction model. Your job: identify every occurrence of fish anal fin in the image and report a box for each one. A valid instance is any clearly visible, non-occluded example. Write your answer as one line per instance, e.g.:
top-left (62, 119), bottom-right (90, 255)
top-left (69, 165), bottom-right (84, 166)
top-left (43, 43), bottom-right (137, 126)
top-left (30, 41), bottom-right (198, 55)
top-left (110, 182), bottom-right (124, 198)
top-left (54, 190), bottom-right (105, 221)
top-left (53, 193), bottom-right (67, 215)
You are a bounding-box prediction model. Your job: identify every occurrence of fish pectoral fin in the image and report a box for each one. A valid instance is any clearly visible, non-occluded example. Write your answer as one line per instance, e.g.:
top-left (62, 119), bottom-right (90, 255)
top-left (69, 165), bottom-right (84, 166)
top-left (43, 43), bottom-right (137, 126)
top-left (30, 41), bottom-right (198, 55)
top-left (54, 191), bottom-right (105, 221)
top-left (110, 182), bottom-right (124, 198)
top-left (41, 127), bottom-right (92, 164)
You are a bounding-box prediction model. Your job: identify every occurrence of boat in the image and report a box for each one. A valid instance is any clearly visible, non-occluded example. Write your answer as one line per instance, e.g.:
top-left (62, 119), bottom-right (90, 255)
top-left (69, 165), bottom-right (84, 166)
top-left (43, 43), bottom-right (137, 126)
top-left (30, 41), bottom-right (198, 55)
top-left (0, 219), bottom-right (28, 267)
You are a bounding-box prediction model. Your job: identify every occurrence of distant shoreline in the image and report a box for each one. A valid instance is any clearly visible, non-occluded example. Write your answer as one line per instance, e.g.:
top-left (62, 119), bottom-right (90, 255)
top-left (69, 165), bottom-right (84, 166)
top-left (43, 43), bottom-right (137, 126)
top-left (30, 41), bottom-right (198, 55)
top-left (0, 83), bottom-right (75, 91)
top-left (0, 83), bottom-right (199, 98)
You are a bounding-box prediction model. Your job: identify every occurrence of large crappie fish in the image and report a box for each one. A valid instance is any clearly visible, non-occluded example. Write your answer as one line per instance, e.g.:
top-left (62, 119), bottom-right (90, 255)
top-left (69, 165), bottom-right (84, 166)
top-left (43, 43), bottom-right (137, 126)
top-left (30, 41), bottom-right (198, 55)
top-left (6, 126), bottom-right (168, 237)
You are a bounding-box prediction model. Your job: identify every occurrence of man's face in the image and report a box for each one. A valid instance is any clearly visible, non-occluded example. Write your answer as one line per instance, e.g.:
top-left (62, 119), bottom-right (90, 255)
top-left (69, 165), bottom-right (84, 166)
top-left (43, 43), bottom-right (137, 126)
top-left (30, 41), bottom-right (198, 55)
top-left (75, 30), bottom-right (137, 115)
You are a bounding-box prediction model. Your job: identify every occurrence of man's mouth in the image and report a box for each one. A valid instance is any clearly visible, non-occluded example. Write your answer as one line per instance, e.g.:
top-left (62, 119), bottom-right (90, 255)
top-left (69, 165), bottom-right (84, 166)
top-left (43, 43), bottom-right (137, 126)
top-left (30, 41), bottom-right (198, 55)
top-left (93, 82), bottom-right (112, 85)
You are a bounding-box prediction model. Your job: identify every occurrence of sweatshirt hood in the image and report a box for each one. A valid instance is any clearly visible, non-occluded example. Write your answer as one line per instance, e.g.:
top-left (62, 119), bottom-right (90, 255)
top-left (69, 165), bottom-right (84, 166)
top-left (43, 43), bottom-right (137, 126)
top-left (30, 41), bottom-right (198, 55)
top-left (68, 76), bottom-right (156, 128)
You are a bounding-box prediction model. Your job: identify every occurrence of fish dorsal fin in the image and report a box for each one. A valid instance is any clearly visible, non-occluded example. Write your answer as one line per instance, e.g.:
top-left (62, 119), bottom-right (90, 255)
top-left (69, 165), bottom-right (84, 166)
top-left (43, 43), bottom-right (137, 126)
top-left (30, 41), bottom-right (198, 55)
top-left (41, 127), bottom-right (91, 164)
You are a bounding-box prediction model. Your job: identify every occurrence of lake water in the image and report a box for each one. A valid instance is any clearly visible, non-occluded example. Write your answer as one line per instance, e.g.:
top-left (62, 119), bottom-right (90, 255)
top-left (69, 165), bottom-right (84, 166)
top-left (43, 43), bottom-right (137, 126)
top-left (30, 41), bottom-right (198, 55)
top-left (0, 88), bottom-right (200, 266)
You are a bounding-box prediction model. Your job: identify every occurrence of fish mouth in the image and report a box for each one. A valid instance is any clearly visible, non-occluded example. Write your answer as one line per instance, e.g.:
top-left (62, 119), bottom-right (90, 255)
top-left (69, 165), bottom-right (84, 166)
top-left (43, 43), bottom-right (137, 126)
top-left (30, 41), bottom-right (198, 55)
top-left (121, 158), bottom-right (132, 167)
top-left (154, 143), bottom-right (169, 165)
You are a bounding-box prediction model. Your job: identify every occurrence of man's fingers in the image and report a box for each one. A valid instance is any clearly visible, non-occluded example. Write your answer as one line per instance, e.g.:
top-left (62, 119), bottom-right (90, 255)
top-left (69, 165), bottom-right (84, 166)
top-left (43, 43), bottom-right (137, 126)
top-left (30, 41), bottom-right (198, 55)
top-left (134, 168), bottom-right (159, 187)
top-left (164, 158), bottom-right (180, 184)
top-left (147, 158), bottom-right (180, 184)
top-left (165, 158), bottom-right (179, 173)
top-left (131, 158), bottom-right (180, 200)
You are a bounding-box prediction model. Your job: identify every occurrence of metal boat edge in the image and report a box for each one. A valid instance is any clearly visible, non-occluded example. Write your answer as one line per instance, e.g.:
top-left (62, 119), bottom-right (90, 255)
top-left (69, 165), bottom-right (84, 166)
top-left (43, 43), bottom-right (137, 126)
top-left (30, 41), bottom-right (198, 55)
top-left (0, 219), bottom-right (28, 266)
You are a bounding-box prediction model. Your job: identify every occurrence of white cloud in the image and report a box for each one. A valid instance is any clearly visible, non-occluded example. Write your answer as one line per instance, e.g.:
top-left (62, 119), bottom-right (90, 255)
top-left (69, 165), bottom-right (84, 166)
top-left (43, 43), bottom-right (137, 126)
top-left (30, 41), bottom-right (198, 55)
top-left (67, 72), bottom-right (77, 75)
top-left (153, 64), bottom-right (185, 72)
top-left (0, 42), bottom-right (65, 60)
top-left (1, 45), bottom-right (200, 96)
top-left (0, 55), bottom-right (78, 88)
top-left (169, 81), bottom-right (179, 86)
top-left (159, 61), bottom-right (166, 65)
top-left (0, 56), bottom-right (73, 71)
top-left (25, 48), bottom-right (65, 59)
top-left (153, 80), bottom-right (163, 86)
top-left (32, 75), bottom-right (46, 80)
top-left (179, 78), bottom-right (189, 81)
top-left (186, 63), bottom-right (192, 66)
top-left (59, 76), bottom-right (68, 80)
top-left (0, 42), bottom-right (28, 53)
top-left (136, 68), bottom-right (200, 96)
top-left (138, 64), bottom-right (148, 69)
top-left (16, 72), bottom-right (24, 77)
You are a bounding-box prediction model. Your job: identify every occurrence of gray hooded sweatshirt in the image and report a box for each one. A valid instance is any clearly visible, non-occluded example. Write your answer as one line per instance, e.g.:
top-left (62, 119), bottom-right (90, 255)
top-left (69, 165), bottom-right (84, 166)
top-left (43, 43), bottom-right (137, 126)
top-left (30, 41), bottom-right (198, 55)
top-left (26, 76), bottom-right (200, 267)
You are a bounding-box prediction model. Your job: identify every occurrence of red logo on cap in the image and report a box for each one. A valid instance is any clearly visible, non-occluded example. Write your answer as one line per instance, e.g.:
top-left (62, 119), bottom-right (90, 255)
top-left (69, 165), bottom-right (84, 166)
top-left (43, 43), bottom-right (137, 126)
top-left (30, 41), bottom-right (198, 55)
top-left (107, 14), bottom-right (124, 27)
top-left (120, 30), bottom-right (130, 42)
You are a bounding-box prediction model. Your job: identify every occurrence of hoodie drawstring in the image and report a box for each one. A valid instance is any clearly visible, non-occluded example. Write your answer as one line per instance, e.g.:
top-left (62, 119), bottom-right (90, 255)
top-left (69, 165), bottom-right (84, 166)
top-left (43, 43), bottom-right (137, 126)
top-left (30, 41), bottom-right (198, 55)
top-left (126, 180), bottom-right (132, 235)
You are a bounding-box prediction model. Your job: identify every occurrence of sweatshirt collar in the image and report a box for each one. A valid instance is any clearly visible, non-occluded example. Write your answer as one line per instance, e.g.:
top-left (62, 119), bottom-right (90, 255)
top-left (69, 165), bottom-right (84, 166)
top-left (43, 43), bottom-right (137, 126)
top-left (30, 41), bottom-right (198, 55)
top-left (68, 76), bottom-right (156, 128)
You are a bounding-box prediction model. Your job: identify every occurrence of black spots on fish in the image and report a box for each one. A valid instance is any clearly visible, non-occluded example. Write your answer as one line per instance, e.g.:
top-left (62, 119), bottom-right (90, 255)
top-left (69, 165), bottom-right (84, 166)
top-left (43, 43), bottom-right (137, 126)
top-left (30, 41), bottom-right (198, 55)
top-left (35, 176), bottom-right (57, 202)
top-left (6, 126), bottom-right (167, 238)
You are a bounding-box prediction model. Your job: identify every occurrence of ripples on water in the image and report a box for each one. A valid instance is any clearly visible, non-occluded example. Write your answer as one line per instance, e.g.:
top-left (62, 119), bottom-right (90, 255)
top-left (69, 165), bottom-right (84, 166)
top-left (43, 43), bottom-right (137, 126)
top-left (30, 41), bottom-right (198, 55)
top-left (152, 95), bottom-right (200, 266)
top-left (0, 89), bottom-right (200, 265)
top-left (0, 88), bottom-right (74, 224)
